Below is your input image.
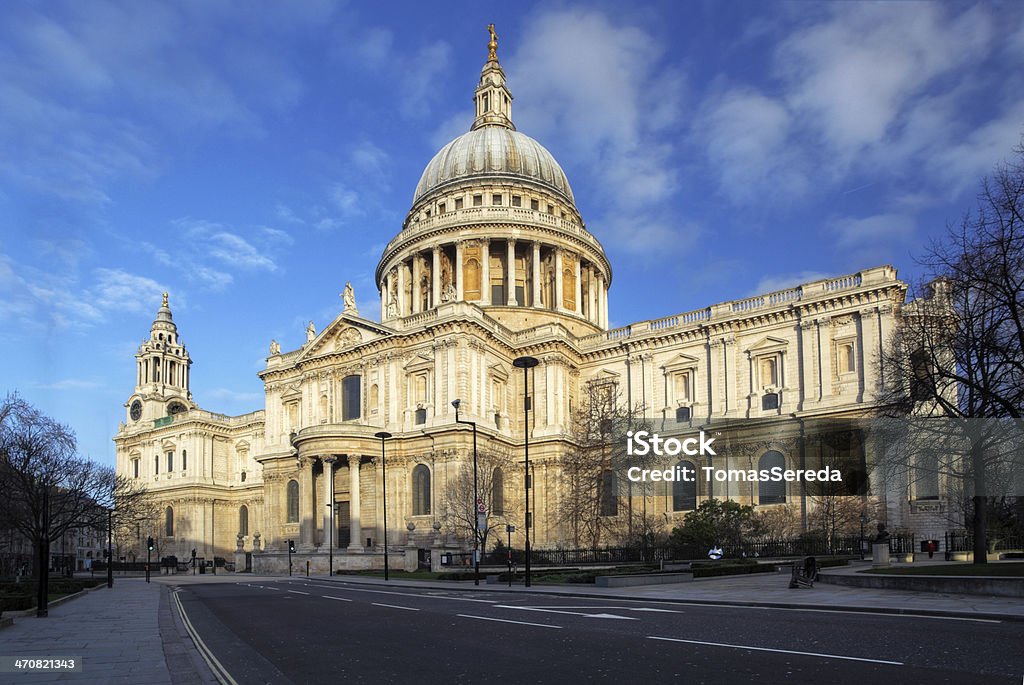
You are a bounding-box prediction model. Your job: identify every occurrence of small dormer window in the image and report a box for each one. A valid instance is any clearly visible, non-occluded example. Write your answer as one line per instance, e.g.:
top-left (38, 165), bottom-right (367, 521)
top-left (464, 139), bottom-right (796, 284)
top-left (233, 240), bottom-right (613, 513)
top-left (438, 202), bottom-right (446, 214)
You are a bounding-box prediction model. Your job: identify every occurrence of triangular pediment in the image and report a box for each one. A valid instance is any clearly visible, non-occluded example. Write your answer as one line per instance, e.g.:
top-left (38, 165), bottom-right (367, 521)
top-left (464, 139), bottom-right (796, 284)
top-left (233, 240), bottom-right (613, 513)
top-left (745, 335), bottom-right (789, 354)
top-left (280, 384), bottom-right (302, 402)
top-left (405, 351), bottom-right (434, 372)
top-left (299, 313), bottom-right (395, 361)
top-left (662, 352), bottom-right (701, 372)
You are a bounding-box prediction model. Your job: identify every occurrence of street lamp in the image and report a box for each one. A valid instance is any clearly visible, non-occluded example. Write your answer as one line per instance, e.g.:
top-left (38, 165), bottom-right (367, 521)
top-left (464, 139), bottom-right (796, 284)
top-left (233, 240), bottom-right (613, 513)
top-left (106, 508), bottom-right (113, 589)
top-left (859, 512), bottom-right (869, 560)
top-left (452, 398), bottom-right (481, 586)
top-left (375, 431), bottom-right (392, 581)
top-left (512, 355), bottom-right (538, 587)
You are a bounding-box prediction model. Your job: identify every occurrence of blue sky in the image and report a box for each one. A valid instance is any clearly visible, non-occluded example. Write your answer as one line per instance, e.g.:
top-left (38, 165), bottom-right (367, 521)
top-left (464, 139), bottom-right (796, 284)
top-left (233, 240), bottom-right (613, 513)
top-left (1, 1), bottom-right (1022, 466)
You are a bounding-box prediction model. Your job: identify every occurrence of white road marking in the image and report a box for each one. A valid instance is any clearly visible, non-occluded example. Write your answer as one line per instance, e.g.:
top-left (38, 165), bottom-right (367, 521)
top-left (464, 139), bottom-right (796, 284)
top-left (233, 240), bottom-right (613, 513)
top-left (323, 595), bottom-right (352, 602)
top-left (288, 590), bottom-right (310, 595)
top-left (647, 636), bottom-right (905, 665)
top-left (372, 602), bottom-right (420, 611)
top-left (458, 614), bottom-right (563, 629)
top-left (523, 605), bottom-right (682, 614)
top-left (494, 605), bottom-right (638, 620)
top-left (302, 583), bottom-right (493, 603)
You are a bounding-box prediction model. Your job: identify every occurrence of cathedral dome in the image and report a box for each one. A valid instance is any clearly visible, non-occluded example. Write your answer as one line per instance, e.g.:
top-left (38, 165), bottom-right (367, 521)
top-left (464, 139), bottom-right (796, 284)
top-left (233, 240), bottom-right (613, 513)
top-left (413, 127), bottom-right (574, 205)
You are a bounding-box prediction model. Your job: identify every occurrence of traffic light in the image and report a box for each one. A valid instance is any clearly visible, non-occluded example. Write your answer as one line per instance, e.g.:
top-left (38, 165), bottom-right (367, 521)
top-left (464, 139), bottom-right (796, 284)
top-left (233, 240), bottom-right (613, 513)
top-left (147, 536), bottom-right (154, 551)
top-left (288, 540), bottom-right (296, 553)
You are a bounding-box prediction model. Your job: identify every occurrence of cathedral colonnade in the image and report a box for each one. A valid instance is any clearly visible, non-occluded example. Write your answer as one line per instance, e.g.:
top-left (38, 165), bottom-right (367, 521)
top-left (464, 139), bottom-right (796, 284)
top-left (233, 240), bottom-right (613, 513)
top-left (378, 233), bottom-right (609, 329)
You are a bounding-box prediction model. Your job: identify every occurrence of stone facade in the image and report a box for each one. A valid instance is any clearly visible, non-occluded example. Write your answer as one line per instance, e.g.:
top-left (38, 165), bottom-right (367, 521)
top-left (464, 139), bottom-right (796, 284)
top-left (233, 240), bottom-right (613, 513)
top-left (114, 31), bottom-right (942, 571)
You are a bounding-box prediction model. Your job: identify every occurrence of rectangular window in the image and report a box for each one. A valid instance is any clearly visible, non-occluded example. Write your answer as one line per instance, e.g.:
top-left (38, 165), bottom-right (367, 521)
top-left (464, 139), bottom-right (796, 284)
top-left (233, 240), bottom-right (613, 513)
top-left (473, 194), bottom-right (482, 207)
top-left (530, 199), bottom-right (539, 210)
top-left (438, 202), bottom-right (446, 214)
top-left (491, 283), bottom-right (506, 305)
top-left (154, 455), bottom-right (159, 475)
top-left (342, 375), bottom-right (362, 421)
top-left (455, 198), bottom-right (464, 210)
top-left (511, 195), bottom-right (522, 207)
top-left (167, 452), bottom-right (173, 472)
top-left (546, 204), bottom-right (554, 215)
top-left (492, 194), bottom-right (502, 205)
top-left (133, 460), bottom-right (139, 478)
top-left (674, 372), bottom-right (690, 402)
top-left (182, 450), bottom-right (187, 471)
top-left (415, 407), bottom-right (427, 425)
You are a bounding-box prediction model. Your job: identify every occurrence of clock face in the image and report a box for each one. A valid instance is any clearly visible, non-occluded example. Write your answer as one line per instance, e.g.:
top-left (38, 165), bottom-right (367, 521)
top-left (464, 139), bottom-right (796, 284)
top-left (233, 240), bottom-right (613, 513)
top-left (168, 401), bottom-right (186, 416)
top-left (130, 400), bottom-right (142, 421)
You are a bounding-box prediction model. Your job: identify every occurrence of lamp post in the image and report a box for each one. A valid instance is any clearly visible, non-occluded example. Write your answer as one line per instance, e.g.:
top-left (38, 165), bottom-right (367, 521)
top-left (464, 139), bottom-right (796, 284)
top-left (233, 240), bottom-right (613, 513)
top-left (859, 512), bottom-right (868, 560)
top-left (452, 399), bottom-right (481, 586)
top-left (512, 355), bottom-right (538, 587)
top-left (106, 508), bottom-right (113, 589)
top-left (375, 431), bottom-right (392, 581)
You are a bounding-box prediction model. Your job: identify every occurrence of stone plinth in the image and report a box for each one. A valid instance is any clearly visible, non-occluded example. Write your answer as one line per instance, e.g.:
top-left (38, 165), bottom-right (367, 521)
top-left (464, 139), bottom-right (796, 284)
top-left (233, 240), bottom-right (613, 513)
top-left (872, 542), bottom-right (890, 568)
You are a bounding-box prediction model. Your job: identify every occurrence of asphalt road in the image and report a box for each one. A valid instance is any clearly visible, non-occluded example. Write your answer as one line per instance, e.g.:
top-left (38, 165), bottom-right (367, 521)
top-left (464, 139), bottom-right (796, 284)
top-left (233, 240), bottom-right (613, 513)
top-left (173, 579), bottom-right (1024, 684)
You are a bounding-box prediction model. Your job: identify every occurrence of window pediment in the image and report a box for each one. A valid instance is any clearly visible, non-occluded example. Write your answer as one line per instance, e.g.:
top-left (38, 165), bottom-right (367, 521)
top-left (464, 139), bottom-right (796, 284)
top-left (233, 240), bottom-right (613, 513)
top-left (745, 335), bottom-right (789, 357)
top-left (662, 352), bottom-right (701, 374)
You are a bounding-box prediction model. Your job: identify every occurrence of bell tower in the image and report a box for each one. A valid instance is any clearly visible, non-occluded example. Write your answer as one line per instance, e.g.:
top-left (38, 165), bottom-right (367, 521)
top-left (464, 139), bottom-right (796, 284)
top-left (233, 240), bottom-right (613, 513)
top-left (125, 293), bottom-right (194, 425)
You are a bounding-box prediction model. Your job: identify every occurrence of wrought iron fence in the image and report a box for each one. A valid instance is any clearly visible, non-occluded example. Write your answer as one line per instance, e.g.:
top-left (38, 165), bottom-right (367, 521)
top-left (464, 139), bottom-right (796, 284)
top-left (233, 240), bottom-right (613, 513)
top-left (946, 532), bottom-right (1023, 553)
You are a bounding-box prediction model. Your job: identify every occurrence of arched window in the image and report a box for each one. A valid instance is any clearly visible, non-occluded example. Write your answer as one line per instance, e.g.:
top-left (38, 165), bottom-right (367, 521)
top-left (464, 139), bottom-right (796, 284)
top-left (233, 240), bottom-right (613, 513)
top-left (412, 464), bottom-right (431, 515)
top-left (286, 479), bottom-right (299, 523)
top-left (239, 505), bottom-right (249, 536)
top-left (672, 460), bottom-right (696, 511)
top-left (758, 451), bottom-right (787, 505)
top-left (492, 468), bottom-right (504, 515)
top-left (165, 506), bottom-right (174, 537)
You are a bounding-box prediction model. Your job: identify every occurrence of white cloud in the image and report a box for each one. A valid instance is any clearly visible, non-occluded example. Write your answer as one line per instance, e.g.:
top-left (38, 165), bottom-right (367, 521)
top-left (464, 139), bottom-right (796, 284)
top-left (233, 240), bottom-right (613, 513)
top-left (172, 218), bottom-right (283, 273)
top-left (829, 213), bottom-right (916, 250)
top-left (91, 268), bottom-right (168, 313)
top-left (777, 3), bottom-right (992, 164)
top-left (697, 88), bottom-right (806, 204)
top-left (505, 9), bottom-right (689, 253)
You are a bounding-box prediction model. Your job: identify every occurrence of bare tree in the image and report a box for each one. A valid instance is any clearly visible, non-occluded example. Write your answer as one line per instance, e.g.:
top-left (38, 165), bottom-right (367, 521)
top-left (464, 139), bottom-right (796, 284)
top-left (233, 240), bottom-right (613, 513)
top-left (878, 142), bottom-right (1024, 563)
top-left (442, 446), bottom-right (517, 556)
top-left (556, 380), bottom-right (653, 549)
top-left (0, 393), bottom-right (152, 615)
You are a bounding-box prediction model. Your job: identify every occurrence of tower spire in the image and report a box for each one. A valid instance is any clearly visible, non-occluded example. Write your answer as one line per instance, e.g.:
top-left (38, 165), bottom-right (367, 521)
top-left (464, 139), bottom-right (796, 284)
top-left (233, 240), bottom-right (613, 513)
top-left (472, 24), bottom-right (514, 131)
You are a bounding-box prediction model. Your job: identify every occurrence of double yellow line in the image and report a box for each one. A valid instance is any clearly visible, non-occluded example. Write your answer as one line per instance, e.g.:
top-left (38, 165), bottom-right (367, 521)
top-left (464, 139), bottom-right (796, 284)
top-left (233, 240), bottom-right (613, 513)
top-left (170, 588), bottom-right (239, 685)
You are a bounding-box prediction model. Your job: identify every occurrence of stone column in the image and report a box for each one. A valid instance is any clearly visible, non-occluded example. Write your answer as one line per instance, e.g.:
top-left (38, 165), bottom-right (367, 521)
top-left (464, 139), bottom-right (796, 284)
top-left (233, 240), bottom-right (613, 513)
top-left (322, 457), bottom-right (336, 551)
top-left (299, 459), bottom-right (314, 547)
top-left (372, 456), bottom-right (385, 548)
top-left (347, 455), bottom-right (362, 550)
top-left (574, 257), bottom-right (583, 315)
top-left (532, 242), bottom-right (541, 308)
top-left (455, 242), bottom-right (464, 301)
top-left (507, 239), bottom-right (517, 305)
top-left (554, 248), bottom-right (564, 312)
top-left (380, 280), bottom-right (386, 321)
top-left (397, 261), bottom-right (408, 317)
top-left (481, 239), bottom-right (491, 305)
top-left (411, 253), bottom-right (422, 314)
top-left (385, 271), bottom-right (395, 321)
top-left (601, 276), bottom-right (609, 328)
top-left (431, 247), bottom-right (441, 308)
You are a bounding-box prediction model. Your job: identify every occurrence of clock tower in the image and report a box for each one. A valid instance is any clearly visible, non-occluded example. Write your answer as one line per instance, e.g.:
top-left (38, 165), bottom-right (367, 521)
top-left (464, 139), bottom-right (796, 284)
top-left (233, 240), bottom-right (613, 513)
top-left (124, 292), bottom-right (194, 425)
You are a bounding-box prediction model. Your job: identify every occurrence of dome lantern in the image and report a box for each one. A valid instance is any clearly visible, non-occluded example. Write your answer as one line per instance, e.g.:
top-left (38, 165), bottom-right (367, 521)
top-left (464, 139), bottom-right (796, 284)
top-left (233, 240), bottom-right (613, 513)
top-left (472, 24), bottom-right (514, 131)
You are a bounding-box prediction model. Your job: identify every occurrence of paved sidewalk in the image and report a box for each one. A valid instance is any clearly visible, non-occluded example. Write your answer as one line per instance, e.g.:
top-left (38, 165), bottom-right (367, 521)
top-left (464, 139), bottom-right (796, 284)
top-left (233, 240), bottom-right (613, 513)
top-left (0, 578), bottom-right (216, 684)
